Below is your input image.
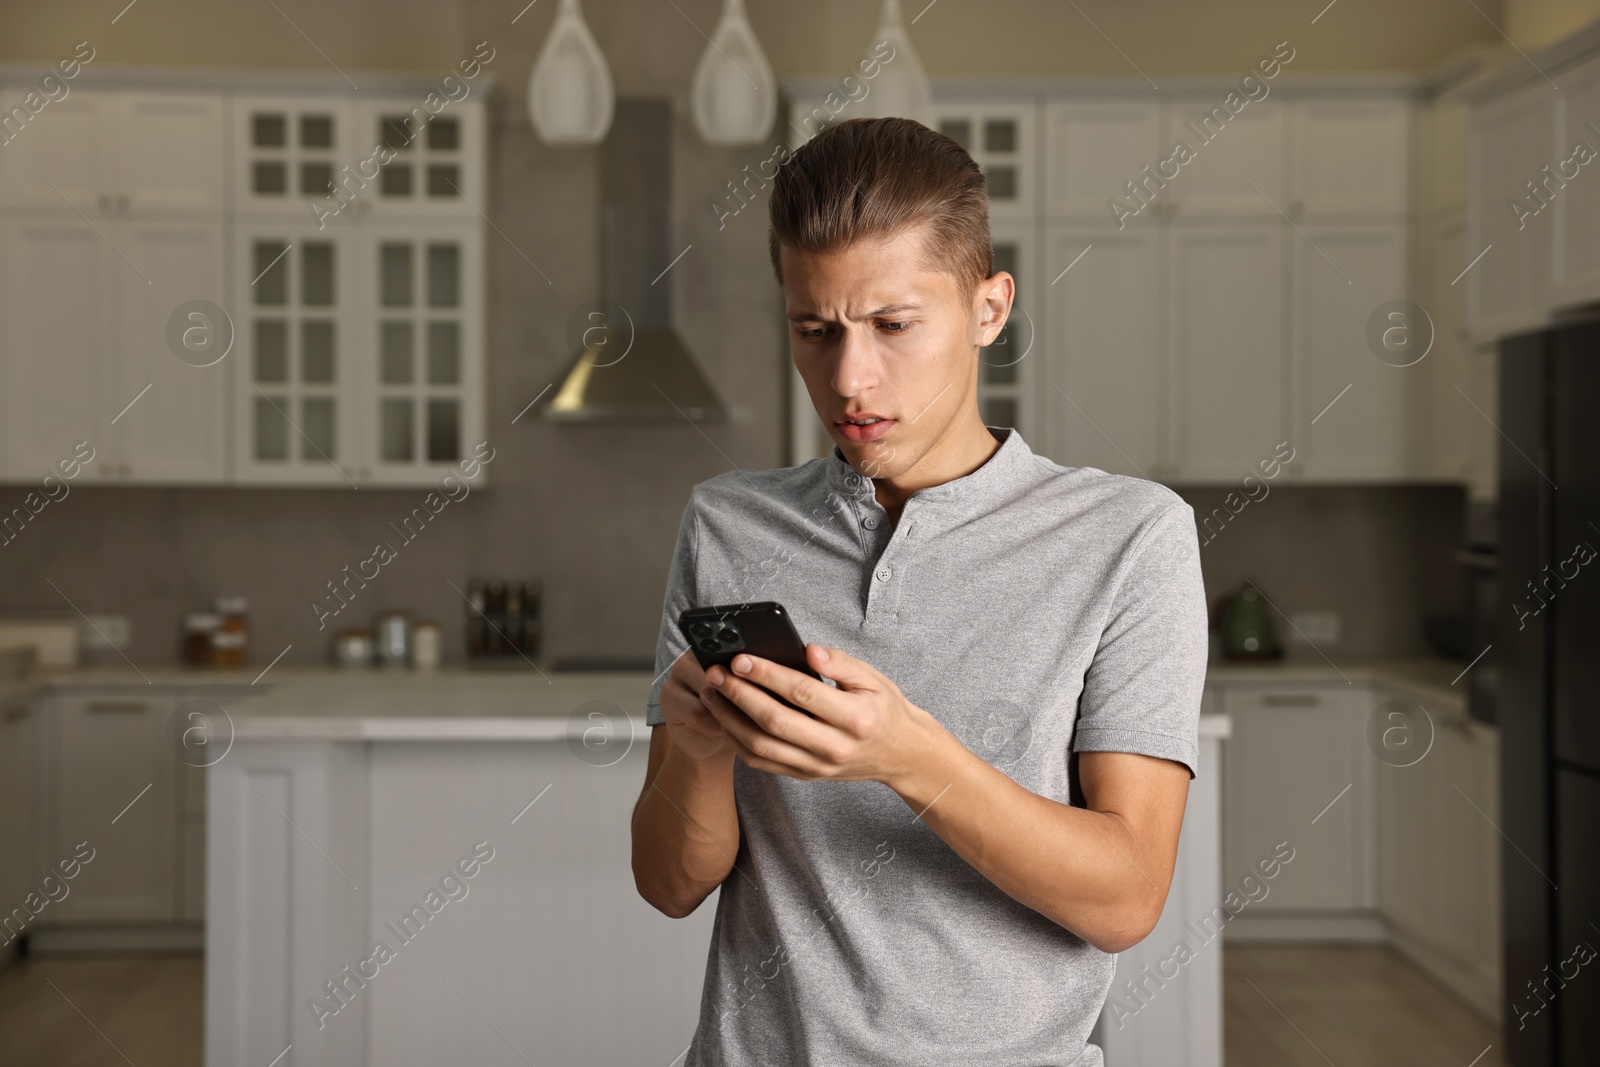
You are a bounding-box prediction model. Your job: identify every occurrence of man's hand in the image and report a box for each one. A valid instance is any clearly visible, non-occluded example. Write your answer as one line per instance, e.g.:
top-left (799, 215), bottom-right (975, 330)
top-left (700, 643), bottom-right (1191, 951)
top-left (701, 643), bottom-right (939, 787)
top-left (660, 649), bottom-right (736, 764)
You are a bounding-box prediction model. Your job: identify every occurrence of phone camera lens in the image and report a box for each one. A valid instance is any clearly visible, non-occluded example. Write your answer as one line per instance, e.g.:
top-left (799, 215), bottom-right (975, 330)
top-left (690, 622), bottom-right (712, 638)
top-left (717, 627), bottom-right (739, 644)
top-left (697, 639), bottom-right (719, 653)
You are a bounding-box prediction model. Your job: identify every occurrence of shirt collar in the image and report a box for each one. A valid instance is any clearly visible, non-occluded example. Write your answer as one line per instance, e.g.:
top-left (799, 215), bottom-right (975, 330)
top-left (823, 426), bottom-right (1033, 507)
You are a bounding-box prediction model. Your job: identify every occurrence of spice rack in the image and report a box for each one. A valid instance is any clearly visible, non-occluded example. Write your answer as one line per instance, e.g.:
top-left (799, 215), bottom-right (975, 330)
top-left (464, 580), bottom-right (542, 661)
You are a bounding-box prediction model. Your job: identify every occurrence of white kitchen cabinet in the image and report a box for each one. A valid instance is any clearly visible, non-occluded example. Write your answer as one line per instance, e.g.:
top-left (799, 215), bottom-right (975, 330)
top-left (1554, 52), bottom-right (1600, 306)
top-left (1220, 683), bottom-right (1375, 915)
top-left (1041, 221), bottom-right (1163, 477)
top-left (0, 214), bottom-right (228, 484)
top-left (1377, 702), bottom-right (1502, 1021)
top-left (358, 221), bottom-right (485, 484)
top-left (1160, 94), bottom-right (1288, 217)
top-left (933, 102), bottom-right (1037, 224)
top-left (232, 217), bottom-right (364, 486)
top-left (1420, 208), bottom-right (1475, 482)
top-left (1164, 222), bottom-right (1290, 482)
top-left (43, 691), bottom-right (179, 923)
top-left (1290, 224), bottom-right (1415, 480)
top-left (1291, 98), bottom-right (1413, 217)
top-left (0, 89), bottom-right (223, 212)
top-left (0, 218), bottom-right (109, 479)
top-left (232, 95), bottom-right (486, 223)
top-left (106, 217), bottom-right (230, 483)
top-left (1044, 100), bottom-right (1162, 221)
top-left (0, 695), bottom-right (40, 946)
top-left (231, 217), bottom-right (485, 487)
top-left (0, 75), bottom-right (486, 489)
top-left (1466, 80), bottom-right (1558, 340)
top-left (230, 96), bottom-right (358, 216)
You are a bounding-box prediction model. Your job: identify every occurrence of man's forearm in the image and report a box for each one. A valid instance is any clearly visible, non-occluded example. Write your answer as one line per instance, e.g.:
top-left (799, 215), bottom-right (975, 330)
top-left (631, 730), bottom-right (742, 918)
top-left (885, 713), bottom-right (1173, 953)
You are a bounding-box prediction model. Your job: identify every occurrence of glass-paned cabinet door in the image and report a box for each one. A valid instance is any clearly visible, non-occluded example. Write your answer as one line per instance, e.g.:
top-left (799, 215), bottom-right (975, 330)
top-left (933, 101), bottom-right (1037, 221)
top-left (231, 97), bottom-right (357, 215)
top-left (232, 220), bottom-right (362, 485)
top-left (979, 224), bottom-right (1039, 438)
top-left (355, 98), bottom-right (485, 218)
top-left (356, 223), bottom-right (484, 485)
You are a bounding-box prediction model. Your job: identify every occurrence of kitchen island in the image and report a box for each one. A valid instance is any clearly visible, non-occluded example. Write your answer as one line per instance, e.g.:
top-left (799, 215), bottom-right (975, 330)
top-left (201, 669), bottom-right (1230, 1067)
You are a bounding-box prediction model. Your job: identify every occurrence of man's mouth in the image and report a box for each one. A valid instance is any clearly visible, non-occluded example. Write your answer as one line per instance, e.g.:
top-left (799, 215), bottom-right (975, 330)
top-left (836, 414), bottom-right (895, 442)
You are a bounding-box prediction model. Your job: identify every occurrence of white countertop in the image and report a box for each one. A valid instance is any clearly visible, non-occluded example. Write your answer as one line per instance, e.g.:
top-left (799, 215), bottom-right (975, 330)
top-left (1203, 655), bottom-right (1471, 712)
top-left (0, 655), bottom-right (1476, 742)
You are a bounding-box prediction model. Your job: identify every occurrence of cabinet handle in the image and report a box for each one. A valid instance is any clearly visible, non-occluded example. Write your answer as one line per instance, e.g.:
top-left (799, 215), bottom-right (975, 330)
top-left (1262, 693), bottom-right (1320, 707)
top-left (2, 705), bottom-right (29, 724)
top-left (87, 701), bottom-right (149, 714)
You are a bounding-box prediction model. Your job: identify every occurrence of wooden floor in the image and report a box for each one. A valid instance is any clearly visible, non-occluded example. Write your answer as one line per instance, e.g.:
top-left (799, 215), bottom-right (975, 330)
top-left (1227, 945), bottom-right (1506, 1067)
top-left (0, 954), bottom-right (202, 1067)
top-left (0, 946), bottom-right (1502, 1065)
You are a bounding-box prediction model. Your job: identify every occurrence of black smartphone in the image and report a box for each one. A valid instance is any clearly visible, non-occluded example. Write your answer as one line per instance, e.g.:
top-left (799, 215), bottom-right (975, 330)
top-left (677, 602), bottom-right (820, 711)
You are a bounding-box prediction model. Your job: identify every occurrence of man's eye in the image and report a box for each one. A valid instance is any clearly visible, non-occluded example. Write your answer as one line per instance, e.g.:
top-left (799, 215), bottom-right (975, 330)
top-left (880, 320), bottom-right (911, 333)
top-left (797, 325), bottom-right (826, 340)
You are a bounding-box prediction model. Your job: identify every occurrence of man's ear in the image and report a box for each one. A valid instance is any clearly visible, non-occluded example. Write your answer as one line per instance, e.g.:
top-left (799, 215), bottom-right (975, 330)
top-left (971, 271), bottom-right (1014, 347)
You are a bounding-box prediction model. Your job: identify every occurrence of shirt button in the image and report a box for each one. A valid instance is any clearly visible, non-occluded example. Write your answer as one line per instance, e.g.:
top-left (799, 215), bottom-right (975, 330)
top-left (845, 474), bottom-right (862, 489)
top-left (876, 567), bottom-right (892, 582)
top-left (863, 516), bottom-right (879, 530)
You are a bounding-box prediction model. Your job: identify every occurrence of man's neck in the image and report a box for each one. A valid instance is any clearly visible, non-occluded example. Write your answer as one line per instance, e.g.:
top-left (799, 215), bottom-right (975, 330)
top-left (871, 416), bottom-right (1002, 525)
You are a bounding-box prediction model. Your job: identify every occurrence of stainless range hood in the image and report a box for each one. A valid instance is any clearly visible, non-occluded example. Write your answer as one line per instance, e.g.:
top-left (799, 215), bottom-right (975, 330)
top-left (543, 97), bottom-right (726, 423)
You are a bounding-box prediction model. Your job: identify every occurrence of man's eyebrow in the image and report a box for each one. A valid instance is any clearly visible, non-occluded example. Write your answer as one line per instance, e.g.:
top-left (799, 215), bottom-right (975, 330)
top-left (786, 302), bottom-right (922, 323)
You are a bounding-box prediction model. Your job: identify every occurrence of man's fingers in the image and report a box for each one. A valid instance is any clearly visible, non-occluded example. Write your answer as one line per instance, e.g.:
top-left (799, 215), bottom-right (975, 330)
top-left (716, 653), bottom-right (845, 721)
top-left (703, 687), bottom-right (827, 775)
top-left (806, 644), bottom-right (882, 690)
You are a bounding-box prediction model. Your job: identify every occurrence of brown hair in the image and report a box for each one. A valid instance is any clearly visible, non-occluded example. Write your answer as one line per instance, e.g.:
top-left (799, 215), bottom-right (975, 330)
top-left (767, 117), bottom-right (992, 297)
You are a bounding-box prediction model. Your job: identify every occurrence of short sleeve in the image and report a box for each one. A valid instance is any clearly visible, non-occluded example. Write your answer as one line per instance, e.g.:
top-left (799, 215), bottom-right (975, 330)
top-left (1071, 502), bottom-right (1208, 777)
top-left (645, 494), bottom-right (700, 726)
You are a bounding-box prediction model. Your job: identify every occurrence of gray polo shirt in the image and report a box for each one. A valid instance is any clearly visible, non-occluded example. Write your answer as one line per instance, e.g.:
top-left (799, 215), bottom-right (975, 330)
top-left (644, 426), bottom-right (1207, 1067)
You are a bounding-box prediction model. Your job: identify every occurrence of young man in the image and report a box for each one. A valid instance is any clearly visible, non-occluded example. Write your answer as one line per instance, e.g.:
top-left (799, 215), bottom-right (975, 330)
top-left (631, 117), bottom-right (1207, 1066)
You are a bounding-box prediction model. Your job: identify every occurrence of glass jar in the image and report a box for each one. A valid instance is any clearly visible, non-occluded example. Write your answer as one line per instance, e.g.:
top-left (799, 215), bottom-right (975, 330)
top-left (412, 621), bottom-right (441, 670)
top-left (334, 628), bottom-right (374, 668)
top-left (210, 629), bottom-right (246, 669)
top-left (215, 595), bottom-right (250, 664)
top-left (184, 614), bottom-right (221, 665)
top-left (374, 611), bottom-right (410, 668)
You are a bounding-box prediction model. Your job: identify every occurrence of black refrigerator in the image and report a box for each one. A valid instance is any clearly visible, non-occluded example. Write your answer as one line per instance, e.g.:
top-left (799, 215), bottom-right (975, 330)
top-left (1499, 318), bottom-right (1600, 1067)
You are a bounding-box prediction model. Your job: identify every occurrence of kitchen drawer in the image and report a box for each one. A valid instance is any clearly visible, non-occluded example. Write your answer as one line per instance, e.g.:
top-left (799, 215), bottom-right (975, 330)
top-left (1220, 683), bottom-right (1362, 717)
top-left (1218, 681), bottom-right (1376, 913)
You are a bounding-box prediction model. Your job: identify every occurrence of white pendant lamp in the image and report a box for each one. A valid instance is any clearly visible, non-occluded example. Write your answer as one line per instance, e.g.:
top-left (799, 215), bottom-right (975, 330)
top-left (528, 0), bottom-right (615, 145)
top-left (857, 0), bottom-right (932, 127)
top-left (690, 0), bottom-right (777, 145)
